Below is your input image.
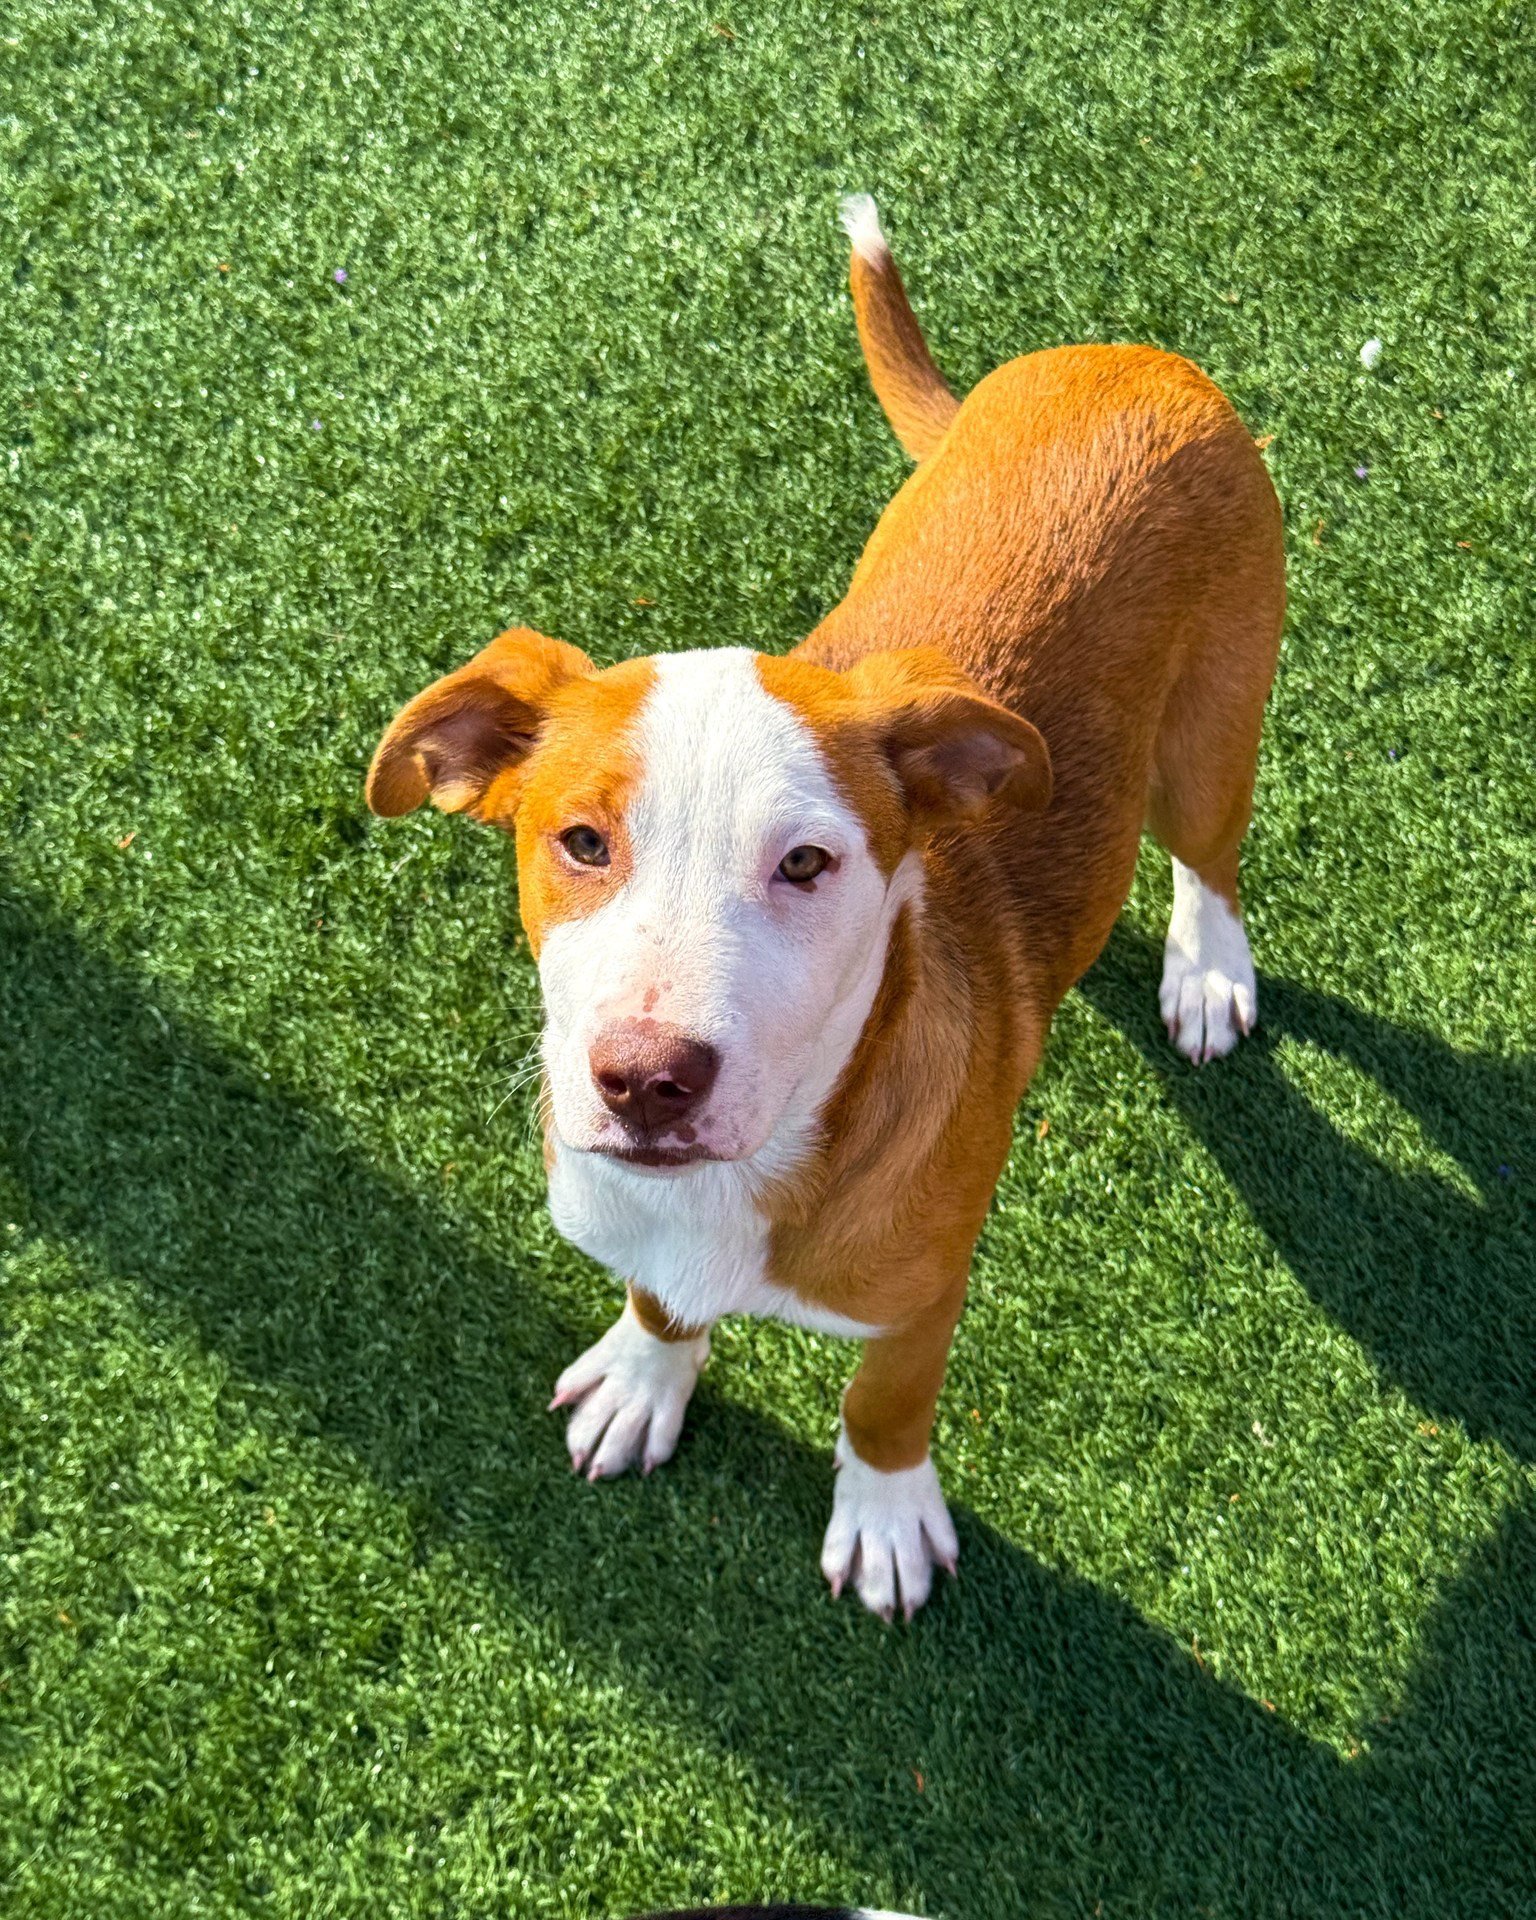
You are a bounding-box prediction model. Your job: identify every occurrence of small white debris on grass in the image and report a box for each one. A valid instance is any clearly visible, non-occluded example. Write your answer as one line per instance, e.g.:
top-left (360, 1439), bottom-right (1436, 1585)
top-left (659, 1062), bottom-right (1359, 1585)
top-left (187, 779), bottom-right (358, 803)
top-left (1360, 336), bottom-right (1384, 370)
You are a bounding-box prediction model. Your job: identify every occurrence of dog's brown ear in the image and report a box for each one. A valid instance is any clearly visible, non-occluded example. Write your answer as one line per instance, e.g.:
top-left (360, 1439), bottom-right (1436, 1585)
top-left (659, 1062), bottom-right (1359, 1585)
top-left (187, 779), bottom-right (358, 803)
top-left (847, 647), bottom-right (1053, 829)
top-left (366, 628), bottom-right (594, 823)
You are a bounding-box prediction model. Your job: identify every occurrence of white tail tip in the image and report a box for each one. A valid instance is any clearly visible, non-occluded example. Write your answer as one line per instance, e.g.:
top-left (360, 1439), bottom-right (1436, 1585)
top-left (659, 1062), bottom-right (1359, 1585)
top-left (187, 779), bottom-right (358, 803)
top-left (839, 191), bottom-right (889, 264)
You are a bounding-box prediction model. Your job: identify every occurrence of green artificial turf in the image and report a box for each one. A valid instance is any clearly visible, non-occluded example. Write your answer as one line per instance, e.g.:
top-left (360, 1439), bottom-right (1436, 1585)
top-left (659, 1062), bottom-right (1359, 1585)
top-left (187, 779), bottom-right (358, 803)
top-left (1, 1), bottom-right (1533, 1914)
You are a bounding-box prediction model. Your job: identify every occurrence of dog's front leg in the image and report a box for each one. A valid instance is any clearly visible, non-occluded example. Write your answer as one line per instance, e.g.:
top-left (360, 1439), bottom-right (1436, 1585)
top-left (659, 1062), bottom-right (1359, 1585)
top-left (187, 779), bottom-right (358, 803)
top-left (821, 1280), bottom-right (966, 1620)
top-left (549, 1287), bottom-right (710, 1481)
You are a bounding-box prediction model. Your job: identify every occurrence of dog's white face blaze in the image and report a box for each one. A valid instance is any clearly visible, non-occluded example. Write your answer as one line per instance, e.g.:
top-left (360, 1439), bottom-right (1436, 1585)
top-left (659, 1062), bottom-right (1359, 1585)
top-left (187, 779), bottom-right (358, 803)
top-left (538, 649), bottom-right (911, 1168)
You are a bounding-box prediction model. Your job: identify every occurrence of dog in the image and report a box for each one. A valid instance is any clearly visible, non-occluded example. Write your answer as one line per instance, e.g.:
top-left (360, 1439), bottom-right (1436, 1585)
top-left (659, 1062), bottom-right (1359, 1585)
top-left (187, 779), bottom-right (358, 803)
top-left (366, 194), bottom-right (1283, 1619)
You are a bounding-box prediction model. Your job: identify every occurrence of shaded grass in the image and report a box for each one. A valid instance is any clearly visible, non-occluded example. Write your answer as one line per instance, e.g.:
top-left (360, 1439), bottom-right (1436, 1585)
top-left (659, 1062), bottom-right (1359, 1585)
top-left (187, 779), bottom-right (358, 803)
top-left (1, 0), bottom-right (1533, 1914)
top-left (3, 892), bottom-right (1533, 1918)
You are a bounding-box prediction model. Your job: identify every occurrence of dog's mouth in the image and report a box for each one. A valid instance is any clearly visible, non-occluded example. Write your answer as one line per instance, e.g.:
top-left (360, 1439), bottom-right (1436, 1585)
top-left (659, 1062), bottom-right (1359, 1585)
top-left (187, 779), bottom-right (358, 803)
top-left (589, 1142), bottom-right (720, 1171)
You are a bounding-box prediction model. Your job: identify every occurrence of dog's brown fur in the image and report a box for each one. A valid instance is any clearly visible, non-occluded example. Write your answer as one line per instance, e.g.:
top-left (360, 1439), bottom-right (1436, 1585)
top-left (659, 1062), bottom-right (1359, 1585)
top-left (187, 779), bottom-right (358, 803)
top-left (366, 212), bottom-right (1283, 1492)
top-left (755, 252), bottom-right (1283, 1470)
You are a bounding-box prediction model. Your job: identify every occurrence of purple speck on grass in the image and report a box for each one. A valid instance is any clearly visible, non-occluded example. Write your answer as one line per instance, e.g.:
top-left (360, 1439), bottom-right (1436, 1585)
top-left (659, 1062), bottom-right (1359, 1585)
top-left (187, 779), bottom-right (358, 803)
top-left (1388, 749), bottom-right (1398, 760)
top-left (311, 419), bottom-right (322, 430)
top-left (1498, 1165), bottom-right (1512, 1181)
top-left (1354, 464), bottom-right (1369, 480)
top-left (333, 268), bottom-right (347, 284)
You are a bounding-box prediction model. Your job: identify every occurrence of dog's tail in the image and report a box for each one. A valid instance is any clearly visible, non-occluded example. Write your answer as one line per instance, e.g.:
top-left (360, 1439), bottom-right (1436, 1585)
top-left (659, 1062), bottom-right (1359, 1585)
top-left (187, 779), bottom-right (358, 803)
top-left (838, 193), bottom-right (959, 463)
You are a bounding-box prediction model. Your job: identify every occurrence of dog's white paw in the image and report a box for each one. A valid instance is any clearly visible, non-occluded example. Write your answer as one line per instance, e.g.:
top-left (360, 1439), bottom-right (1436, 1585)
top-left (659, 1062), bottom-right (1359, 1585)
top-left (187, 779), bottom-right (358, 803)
top-left (549, 1302), bottom-right (709, 1481)
top-left (1160, 858), bottom-right (1257, 1064)
top-left (820, 1425), bottom-right (958, 1621)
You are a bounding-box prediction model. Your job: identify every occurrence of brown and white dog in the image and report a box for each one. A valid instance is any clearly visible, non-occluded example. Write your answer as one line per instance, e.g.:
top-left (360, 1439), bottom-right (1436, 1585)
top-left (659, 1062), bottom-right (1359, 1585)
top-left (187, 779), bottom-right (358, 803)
top-left (366, 196), bottom-right (1284, 1619)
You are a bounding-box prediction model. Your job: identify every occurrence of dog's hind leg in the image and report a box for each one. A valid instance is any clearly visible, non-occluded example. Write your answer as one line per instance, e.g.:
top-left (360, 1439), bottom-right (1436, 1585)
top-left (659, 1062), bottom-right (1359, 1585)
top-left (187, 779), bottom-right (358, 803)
top-left (1146, 546), bottom-right (1283, 1063)
top-left (1155, 842), bottom-right (1257, 1065)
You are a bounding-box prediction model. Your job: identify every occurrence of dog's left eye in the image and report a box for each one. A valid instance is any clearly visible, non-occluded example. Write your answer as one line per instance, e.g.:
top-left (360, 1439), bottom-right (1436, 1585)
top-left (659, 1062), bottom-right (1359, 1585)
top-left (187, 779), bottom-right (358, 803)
top-left (777, 845), bottom-right (830, 884)
top-left (561, 825), bottom-right (610, 867)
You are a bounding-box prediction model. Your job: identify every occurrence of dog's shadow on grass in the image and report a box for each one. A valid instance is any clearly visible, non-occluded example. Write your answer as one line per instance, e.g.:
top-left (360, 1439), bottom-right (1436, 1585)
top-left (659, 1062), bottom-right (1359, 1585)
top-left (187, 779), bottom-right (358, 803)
top-left (1080, 924), bottom-right (1535, 1465)
top-left (2, 888), bottom-right (1532, 1918)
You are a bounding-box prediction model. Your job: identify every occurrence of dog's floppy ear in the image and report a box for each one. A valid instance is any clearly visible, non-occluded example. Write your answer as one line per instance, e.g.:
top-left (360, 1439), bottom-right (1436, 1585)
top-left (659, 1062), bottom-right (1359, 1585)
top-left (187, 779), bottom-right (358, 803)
top-left (366, 627), bottom-right (594, 823)
top-left (846, 646), bottom-right (1053, 829)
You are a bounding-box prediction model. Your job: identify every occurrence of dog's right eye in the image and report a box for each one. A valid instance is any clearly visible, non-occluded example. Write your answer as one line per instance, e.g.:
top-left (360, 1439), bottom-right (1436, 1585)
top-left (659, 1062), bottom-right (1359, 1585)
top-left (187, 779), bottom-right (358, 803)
top-left (560, 825), bottom-right (610, 868)
top-left (777, 844), bottom-right (830, 884)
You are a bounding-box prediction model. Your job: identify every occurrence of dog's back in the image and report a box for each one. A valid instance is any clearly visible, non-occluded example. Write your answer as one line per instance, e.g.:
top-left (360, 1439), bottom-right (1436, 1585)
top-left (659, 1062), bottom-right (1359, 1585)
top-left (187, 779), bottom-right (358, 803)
top-left (801, 200), bottom-right (1284, 1013)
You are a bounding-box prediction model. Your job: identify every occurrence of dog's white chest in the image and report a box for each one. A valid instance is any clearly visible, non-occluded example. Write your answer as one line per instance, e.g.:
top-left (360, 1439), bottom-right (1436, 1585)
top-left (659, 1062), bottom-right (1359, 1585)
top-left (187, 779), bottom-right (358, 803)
top-left (546, 1143), bottom-right (879, 1339)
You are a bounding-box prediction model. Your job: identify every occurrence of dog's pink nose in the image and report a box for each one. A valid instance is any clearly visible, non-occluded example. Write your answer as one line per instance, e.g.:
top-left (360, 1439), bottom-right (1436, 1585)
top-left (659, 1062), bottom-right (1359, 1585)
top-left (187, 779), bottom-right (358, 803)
top-left (589, 1021), bottom-right (720, 1136)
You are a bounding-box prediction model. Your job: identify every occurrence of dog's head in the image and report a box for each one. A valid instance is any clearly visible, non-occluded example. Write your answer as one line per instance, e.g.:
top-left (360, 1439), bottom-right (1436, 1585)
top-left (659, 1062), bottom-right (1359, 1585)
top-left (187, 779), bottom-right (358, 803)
top-left (367, 632), bottom-right (1050, 1174)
